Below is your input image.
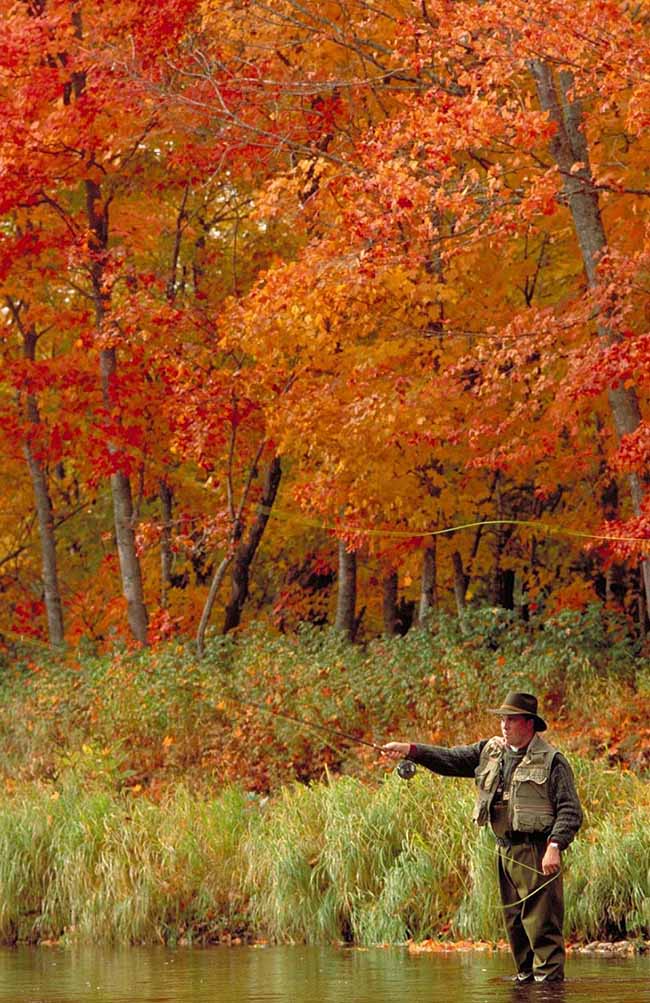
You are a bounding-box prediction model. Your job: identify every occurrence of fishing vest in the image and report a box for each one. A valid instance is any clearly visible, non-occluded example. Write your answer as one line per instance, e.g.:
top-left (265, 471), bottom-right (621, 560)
top-left (472, 733), bottom-right (557, 834)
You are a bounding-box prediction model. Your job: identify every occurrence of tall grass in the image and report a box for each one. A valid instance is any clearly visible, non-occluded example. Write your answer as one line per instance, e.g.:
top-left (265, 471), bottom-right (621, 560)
top-left (0, 783), bottom-right (253, 945)
top-left (0, 757), bottom-right (649, 946)
top-left (245, 772), bottom-right (474, 944)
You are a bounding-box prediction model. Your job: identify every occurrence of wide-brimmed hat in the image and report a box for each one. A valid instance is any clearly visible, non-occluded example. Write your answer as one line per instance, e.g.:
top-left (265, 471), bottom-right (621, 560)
top-left (487, 691), bottom-right (547, 732)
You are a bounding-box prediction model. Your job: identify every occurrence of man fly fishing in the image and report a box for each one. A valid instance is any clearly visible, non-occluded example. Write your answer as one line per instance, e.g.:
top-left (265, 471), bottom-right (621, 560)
top-left (382, 691), bottom-right (583, 984)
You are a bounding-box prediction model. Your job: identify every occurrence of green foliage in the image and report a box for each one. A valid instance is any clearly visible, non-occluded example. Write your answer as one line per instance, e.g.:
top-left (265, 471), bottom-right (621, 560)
top-left (415, 604), bottom-right (639, 717)
top-left (0, 604), bottom-right (646, 793)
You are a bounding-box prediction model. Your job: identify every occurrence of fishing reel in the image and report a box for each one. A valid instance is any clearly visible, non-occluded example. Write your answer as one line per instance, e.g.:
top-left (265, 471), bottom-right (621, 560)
top-left (396, 759), bottom-right (417, 781)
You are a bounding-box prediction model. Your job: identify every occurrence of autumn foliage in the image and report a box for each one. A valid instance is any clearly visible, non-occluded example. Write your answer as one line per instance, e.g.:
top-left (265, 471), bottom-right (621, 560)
top-left (1, 0), bottom-right (650, 648)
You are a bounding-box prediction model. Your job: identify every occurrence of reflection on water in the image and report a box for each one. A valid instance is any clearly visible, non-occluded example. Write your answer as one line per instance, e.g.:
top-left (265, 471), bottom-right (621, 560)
top-left (0, 945), bottom-right (647, 1003)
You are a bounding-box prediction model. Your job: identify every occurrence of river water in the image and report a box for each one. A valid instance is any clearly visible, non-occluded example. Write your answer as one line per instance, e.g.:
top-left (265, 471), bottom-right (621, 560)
top-left (1, 946), bottom-right (648, 1003)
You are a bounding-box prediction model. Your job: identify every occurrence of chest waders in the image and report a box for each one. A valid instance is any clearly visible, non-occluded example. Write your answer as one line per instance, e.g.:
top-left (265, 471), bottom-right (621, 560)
top-left (474, 734), bottom-right (565, 983)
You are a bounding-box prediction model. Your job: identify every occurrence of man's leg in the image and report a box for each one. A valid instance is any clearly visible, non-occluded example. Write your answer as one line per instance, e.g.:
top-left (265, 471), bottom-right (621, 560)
top-left (497, 847), bottom-right (534, 981)
top-left (520, 852), bottom-right (565, 983)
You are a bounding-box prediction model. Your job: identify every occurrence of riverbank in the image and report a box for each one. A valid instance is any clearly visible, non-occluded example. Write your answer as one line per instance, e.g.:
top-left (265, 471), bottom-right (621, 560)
top-left (2, 608), bottom-right (650, 947)
top-left (0, 759), bottom-right (648, 947)
top-left (408, 939), bottom-right (650, 956)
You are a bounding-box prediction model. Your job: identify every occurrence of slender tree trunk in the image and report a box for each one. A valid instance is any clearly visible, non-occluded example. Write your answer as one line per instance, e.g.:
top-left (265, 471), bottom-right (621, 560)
top-left (490, 524), bottom-right (516, 609)
top-left (452, 550), bottom-right (468, 618)
top-left (418, 541), bottom-right (437, 626)
top-left (492, 569), bottom-right (515, 610)
top-left (15, 320), bottom-right (65, 646)
top-left (335, 541), bottom-right (357, 640)
top-left (222, 455), bottom-right (282, 634)
top-left (98, 345), bottom-right (149, 645)
top-left (85, 174), bottom-right (149, 645)
top-left (54, 8), bottom-right (148, 643)
top-left (531, 62), bottom-right (650, 617)
top-left (382, 568), bottom-right (399, 636)
top-left (639, 587), bottom-right (648, 640)
top-left (24, 439), bottom-right (65, 646)
top-left (196, 436), bottom-right (281, 652)
top-left (196, 553), bottom-right (233, 656)
top-left (26, 456), bottom-right (64, 651)
top-left (159, 478), bottom-right (173, 608)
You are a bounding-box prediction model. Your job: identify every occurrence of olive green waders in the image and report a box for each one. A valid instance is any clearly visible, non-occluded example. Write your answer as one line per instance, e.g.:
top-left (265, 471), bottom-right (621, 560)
top-left (497, 839), bottom-right (565, 982)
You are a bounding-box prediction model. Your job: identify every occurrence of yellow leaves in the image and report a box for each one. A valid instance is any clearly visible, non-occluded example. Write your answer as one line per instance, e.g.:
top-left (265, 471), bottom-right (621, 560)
top-left (297, 157), bottom-right (328, 180)
top-left (383, 267), bottom-right (416, 299)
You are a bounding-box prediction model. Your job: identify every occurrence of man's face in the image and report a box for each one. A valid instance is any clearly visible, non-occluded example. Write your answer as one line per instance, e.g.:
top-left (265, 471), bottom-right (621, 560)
top-left (501, 714), bottom-right (535, 749)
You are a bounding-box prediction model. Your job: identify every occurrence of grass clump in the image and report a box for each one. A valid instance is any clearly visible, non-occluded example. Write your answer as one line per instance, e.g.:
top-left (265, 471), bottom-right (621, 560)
top-left (0, 783), bottom-right (255, 945)
top-left (248, 771), bottom-right (478, 945)
top-left (249, 757), bottom-right (650, 947)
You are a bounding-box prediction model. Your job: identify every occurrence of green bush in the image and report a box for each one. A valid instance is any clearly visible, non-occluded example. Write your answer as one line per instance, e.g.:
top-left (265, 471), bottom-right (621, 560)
top-left (0, 603), bottom-right (647, 793)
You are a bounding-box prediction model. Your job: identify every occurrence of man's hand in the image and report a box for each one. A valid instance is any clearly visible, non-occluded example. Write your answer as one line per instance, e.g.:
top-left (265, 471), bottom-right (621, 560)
top-left (380, 742), bottom-right (411, 759)
top-left (541, 843), bottom-right (561, 875)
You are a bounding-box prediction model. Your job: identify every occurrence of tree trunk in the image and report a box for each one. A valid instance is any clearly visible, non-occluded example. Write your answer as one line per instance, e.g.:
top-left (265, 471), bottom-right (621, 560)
top-left (24, 441), bottom-right (65, 646)
top-left (492, 568), bottom-right (515, 610)
top-left (531, 62), bottom-right (650, 617)
top-left (418, 542), bottom-right (437, 626)
top-left (159, 478), bottom-right (173, 608)
top-left (222, 455), bottom-right (282, 634)
top-left (58, 12), bottom-right (148, 643)
top-left (196, 553), bottom-right (233, 656)
top-left (382, 568), bottom-right (399, 636)
top-left (335, 541), bottom-right (357, 640)
top-left (86, 172), bottom-right (149, 646)
top-left (18, 325), bottom-right (64, 646)
top-left (452, 550), bottom-right (468, 618)
top-left (98, 345), bottom-right (149, 645)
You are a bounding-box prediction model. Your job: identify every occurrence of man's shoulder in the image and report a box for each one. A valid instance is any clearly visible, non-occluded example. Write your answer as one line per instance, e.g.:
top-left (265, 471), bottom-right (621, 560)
top-left (479, 736), bottom-right (506, 755)
top-left (550, 749), bottom-right (575, 770)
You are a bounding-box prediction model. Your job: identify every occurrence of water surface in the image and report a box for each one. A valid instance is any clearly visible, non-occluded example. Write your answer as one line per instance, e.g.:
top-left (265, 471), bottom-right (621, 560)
top-left (0, 945), bottom-right (648, 1003)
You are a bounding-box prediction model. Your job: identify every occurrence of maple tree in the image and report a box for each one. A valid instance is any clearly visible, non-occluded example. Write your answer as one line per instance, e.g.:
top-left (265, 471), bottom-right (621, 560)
top-left (2, 0), bottom-right (650, 646)
top-left (214, 0), bottom-right (650, 623)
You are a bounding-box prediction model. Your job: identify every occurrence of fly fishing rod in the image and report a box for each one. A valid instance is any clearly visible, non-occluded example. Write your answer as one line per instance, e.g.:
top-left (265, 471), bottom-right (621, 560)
top-left (219, 690), bottom-right (417, 779)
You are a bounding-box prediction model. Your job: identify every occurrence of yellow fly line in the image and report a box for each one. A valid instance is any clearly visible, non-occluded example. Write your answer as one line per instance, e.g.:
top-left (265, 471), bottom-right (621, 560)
top-left (183, 467), bottom-right (650, 545)
top-left (262, 507), bottom-right (650, 546)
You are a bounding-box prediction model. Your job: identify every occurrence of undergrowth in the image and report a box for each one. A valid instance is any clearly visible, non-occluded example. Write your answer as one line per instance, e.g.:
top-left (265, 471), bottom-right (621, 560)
top-left (0, 605), bottom-right (647, 946)
top-left (0, 604), bottom-right (646, 793)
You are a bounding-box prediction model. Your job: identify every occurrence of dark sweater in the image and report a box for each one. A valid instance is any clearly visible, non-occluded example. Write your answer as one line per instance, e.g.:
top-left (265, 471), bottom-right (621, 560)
top-left (408, 738), bottom-right (583, 850)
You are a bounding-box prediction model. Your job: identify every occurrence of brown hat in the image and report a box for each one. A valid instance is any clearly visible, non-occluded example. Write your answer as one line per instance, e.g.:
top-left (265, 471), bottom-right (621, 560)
top-left (487, 691), bottom-right (547, 732)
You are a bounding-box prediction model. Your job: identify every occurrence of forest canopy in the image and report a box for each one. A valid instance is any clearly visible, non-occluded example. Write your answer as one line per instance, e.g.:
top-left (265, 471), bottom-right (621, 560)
top-left (2, 0), bottom-right (650, 649)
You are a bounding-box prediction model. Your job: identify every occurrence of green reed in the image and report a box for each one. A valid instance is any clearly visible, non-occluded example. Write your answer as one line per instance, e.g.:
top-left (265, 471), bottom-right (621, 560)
top-left (0, 782), bottom-right (253, 945)
top-left (0, 757), bottom-right (648, 946)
